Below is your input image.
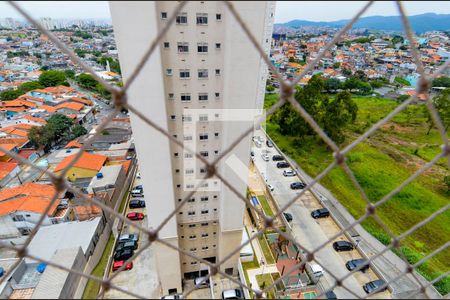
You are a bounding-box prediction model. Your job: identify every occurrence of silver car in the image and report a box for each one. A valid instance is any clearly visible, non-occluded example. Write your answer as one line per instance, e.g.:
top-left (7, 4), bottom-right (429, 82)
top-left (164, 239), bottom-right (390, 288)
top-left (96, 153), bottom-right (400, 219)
top-left (283, 169), bottom-right (296, 177)
top-left (119, 233), bottom-right (139, 242)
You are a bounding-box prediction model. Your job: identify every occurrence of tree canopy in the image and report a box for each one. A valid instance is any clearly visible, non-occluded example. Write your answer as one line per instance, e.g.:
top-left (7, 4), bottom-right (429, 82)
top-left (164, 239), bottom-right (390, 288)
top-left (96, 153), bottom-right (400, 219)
top-left (38, 70), bottom-right (68, 87)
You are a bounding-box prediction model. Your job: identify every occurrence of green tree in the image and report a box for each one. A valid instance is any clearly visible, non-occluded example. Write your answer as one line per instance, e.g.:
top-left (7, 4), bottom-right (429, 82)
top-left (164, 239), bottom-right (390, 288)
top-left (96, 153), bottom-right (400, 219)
top-left (354, 70), bottom-right (368, 82)
top-left (324, 78), bottom-right (342, 92)
top-left (444, 175), bottom-right (450, 194)
top-left (18, 81), bottom-right (44, 93)
top-left (342, 68), bottom-right (352, 76)
top-left (64, 69), bottom-right (76, 79)
top-left (432, 76), bottom-right (450, 88)
top-left (343, 77), bottom-right (361, 91)
top-left (0, 89), bottom-right (24, 100)
top-left (76, 73), bottom-right (98, 89)
top-left (38, 70), bottom-right (67, 87)
top-left (357, 81), bottom-right (373, 95)
top-left (432, 88), bottom-right (450, 131)
top-left (28, 126), bottom-right (52, 150)
top-left (46, 114), bottom-right (73, 141)
top-left (394, 76), bottom-right (411, 86)
top-left (332, 62), bottom-right (341, 69)
top-left (397, 94), bottom-right (410, 102)
top-left (71, 124), bottom-right (88, 138)
top-left (266, 85), bottom-right (275, 92)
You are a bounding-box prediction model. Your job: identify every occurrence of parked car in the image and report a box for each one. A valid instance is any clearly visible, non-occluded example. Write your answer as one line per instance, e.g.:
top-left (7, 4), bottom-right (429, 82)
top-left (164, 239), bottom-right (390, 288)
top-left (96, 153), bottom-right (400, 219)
top-left (222, 289), bottom-right (244, 299)
top-left (194, 276), bottom-right (210, 288)
top-left (310, 264), bottom-right (324, 278)
top-left (266, 140), bottom-right (274, 147)
top-left (283, 212), bottom-right (293, 222)
top-left (261, 153), bottom-right (270, 161)
top-left (325, 290), bottom-right (338, 300)
top-left (311, 208), bottom-right (330, 219)
top-left (126, 212), bottom-right (145, 221)
top-left (250, 150), bottom-right (254, 157)
top-left (112, 260), bottom-right (133, 272)
top-left (290, 182), bottom-right (306, 190)
top-left (129, 199), bottom-right (146, 209)
top-left (283, 169), bottom-right (296, 177)
top-left (267, 184), bottom-right (274, 192)
top-left (131, 190), bottom-right (144, 197)
top-left (332, 241), bottom-right (354, 252)
top-left (254, 140), bottom-right (262, 148)
top-left (363, 279), bottom-right (387, 294)
top-left (136, 172), bottom-right (141, 179)
top-left (114, 248), bottom-right (134, 261)
top-left (346, 258), bottom-right (369, 272)
top-left (116, 240), bottom-right (138, 252)
top-left (272, 155), bottom-right (284, 161)
top-left (119, 233), bottom-right (139, 243)
top-left (276, 161), bottom-right (289, 168)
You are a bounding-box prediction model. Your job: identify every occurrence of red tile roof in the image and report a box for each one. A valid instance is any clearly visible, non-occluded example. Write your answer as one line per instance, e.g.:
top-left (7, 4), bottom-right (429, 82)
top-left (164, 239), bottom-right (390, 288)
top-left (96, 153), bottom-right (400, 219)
top-left (0, 161), bottom-right (18, 181)
top-left (22, 115), bottom-right (47, 124)
top-left (54, 152), bottom-right (107, 172)
top-left (38, 105), bottom-right (57, 113)
top-left (69, 97), bottom-right (93, 106)
top-left (55, 102), bottom-right (84, 112)
top-left (0, 182), bottom-right (61, 216)
top-left (64, 140), bottom-right (82, 149)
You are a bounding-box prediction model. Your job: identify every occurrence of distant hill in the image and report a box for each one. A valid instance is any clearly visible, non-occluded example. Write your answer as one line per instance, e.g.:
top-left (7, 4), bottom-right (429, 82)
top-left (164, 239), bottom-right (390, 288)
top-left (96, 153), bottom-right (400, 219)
top-left (277, 13), bottom-right (450, 33)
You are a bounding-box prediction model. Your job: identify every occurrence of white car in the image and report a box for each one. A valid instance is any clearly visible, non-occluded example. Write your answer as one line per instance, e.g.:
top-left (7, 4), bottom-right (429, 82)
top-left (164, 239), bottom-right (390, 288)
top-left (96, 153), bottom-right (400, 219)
top-left (283, 169), bottom-right (296, 177)
top-left (261, 153), bottom-right (270, 161)
top-left (254, 140), bottom-right (262, 148)
top-left (136, 172), bottom-right (141, 179)
top-left (267, 184), bottom-right (274, 192)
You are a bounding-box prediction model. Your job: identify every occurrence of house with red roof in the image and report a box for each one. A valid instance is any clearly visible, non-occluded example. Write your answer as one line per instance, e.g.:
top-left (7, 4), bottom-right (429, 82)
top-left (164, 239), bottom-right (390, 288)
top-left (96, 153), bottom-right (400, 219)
top-left (55, 102), bottom-right (85, 114)
top-left (54, 152), bottom-right (107, 181)
top-left (0, 161), bottom-right (20, 187)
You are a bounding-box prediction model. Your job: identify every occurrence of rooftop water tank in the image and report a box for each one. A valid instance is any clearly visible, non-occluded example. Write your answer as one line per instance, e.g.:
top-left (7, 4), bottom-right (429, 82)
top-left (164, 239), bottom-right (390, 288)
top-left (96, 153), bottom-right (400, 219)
top-left (96, 172), bottom-right (103, 179)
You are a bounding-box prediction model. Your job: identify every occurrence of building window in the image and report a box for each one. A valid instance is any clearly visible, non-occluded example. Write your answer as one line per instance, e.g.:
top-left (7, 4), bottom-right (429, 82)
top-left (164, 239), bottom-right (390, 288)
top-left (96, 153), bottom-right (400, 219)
top-left (199, 133), bottom-right (208, 141)
top-left (198, 93), bottom-right (208, 101)
top-left (175, 169), bottom-right (180, 173)
top-left (185, 152), bottom-right (193, 158)
top-left (201, 196), bottom-right (209, 202)
top-left (200, 168), bottom-right (206, 173)
top-left (184, 135), bottom-right (193, 141)
top-left (190, 247), bottom-right (197, 252)
top-left (188, 211), bottom-right (196, 216)
top-left (186, 184), bottom-right (194, 189)
top-left (201, 233), bottom-right (209, 238)
top-left (202, 246), bottom-right (209, 251)
top-left (201, 209), bottom-right (209, 215)
top-left (181, 93), bottom-right (191, 102)
top-left (170, 115), bottom-right (176, 120)
top-left (177, 42), bottom-right (189, 53)
top-left (216, 14), bottom-right (222, 21)
top-left (198, 69), bottom-right (208, 79)
top-left (168, 93), bottom-right (174, 99)
top-left (176, 184), bottom-right (181, 188)
top-left (174, 152), bottom-right (179, 157)
top-left (179, 69), bottom-right (190, 79)
top-left (191, 261), bottom-right (198, 265)
top-left (200, 151), bottom-right (208, 157)
top-left (161, 12), bottom-right (168, 19)
top-left (197, 43), bottom-right (208, 53)
top-left (188, 224), bottom-right (196, 228)
top-left (196, 13), bottom-right (208, 25)
top-left (163, 42), bottom-right (170, 48)
top-left (182, 114), bottom-right (192, 122)
top-left (185, 168), bottom-right (194, 174)
top-left (176, 13), bottom-right (188, 24)
top-left (215, 43), bottom-right (221, 49)
top-left (215, 69), bottom-right (221, 76)
top-left (166, 69), bottom-right (173, 76)
top-left (199, 114), bottom-right (208, 122)
top-left (215, 92), bottom-right (220, 99)
top-left (214, 150), bottom-right (219, 155)
top-left (214, 132), bottom-right (219, 137)
top-left (201, 222), bottom-right (208, 226)
top-left (187, 198), bottom-right (195, 203)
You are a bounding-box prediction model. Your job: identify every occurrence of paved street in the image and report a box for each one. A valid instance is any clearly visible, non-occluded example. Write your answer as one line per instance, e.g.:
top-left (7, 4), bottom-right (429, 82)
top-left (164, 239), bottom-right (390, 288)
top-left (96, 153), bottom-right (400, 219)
top-left (251, 131), bottom-right (391, 299)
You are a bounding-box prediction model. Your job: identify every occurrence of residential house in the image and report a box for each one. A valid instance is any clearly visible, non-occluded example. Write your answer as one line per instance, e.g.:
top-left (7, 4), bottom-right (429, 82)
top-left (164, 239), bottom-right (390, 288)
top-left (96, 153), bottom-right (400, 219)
top-left (0, 161), bottom-right (20, 187)
top-left (55, 102), bottom-right (85, 115)
top-left (54, 152), bottom-right (107, 181)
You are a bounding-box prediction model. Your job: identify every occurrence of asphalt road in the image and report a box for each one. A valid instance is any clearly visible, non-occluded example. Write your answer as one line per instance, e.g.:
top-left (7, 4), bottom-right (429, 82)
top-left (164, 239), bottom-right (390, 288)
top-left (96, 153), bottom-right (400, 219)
top-left (251, 133), bottom-right (391, 299)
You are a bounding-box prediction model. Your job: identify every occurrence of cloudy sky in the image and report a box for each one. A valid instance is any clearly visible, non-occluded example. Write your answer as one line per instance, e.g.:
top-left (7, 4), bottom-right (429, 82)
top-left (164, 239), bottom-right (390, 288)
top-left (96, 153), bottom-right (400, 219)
top-left (0, 1), bottom-right (449, 22)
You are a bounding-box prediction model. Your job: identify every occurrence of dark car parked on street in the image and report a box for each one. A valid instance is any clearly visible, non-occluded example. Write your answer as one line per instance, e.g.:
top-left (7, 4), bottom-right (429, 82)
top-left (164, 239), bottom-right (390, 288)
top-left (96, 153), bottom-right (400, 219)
top-left (114, 248), bottom-right (134, 261)
top-left (363, 279), bottom-right (387, 294)
top-left (276, 161), bottom-right (290, 168)
top-left (272, 155), bottom-right (284, 161)
top-left (116, 240), bottom-right (138, 252)
top-left (129, 199), bottom-right (146, 209)
top-left (290, 182), bottom-right (306, 190)
top-left (346, 258), bottom-right (369, 272)
top-left (311, 208), bottom-right (330, 219)
top-left (266, 140), bottom-right (274, 147)
top-left (333, 241), bottom-right (354, 252)
top-left (283, 212), bottom-right (293, 222)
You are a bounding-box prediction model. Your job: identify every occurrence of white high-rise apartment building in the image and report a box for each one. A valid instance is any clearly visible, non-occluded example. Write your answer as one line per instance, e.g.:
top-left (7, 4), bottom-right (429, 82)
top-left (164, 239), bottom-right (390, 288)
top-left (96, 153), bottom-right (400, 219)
top-left (40, 17), bottom-right (54, 31)
top-left (110, 1), bottom-right (275, 295)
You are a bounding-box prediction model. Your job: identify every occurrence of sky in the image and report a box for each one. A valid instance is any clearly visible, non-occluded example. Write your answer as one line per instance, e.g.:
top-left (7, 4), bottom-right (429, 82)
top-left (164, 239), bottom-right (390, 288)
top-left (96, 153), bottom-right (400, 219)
top-left (0, 1), bottom-right (449, 22)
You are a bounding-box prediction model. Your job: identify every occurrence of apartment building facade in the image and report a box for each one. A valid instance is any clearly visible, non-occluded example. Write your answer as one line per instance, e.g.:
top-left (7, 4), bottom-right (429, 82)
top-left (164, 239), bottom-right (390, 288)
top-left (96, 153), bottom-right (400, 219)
top-left (110, 1), bottom-right (275, 295)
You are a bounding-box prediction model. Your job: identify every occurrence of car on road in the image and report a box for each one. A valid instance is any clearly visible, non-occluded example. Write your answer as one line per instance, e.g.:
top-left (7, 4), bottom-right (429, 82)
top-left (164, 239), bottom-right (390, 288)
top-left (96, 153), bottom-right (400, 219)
top-left (112, 260), bottom-right (133, 272)
top-left (119, 233), bottom-right (139, 242)
top-left (346, 258), bottom-right (369, 272)
top-left (276, 161), bottom-right (290, 168)
top-left (129, 199), bottom-right (146, 209)
top-left (115, 240), bottom-right (138, 252)
top-left (254, 140), bottom-right (262, 148)
top-left (250, 150), bottom-right (254, 157)
top-left (290, 182), bottom-right (306, 190)
top-left (136, 172), bottom-right (141, 179)
top-left (283, 212), bottom-right (293, 222)
top-left (131, 190), bottom-right (144, 197)
top-left (222, 289), bottom-right (244, 299)
top-left (272, 155), bottom-right (284, 161)
top-left (261, 153), bottom-right (270, 161)
top-left (311, 208), bottom-right (330, 219)
top-left (266, 140), bottom-right (274, 148)
top-left (126, 212), bottom-right (145, 221)
top-left (194, 276), bottom-right (210, 288)
top-left (114, 248), bottom-right (134, 261)
top-left (283, 169), bottom-right (296, 176)
top-left (333, 241), bottom-right (354, 252)
top-left (310, 264), bottom-right (324, 278)
top-left (267, 184), bottom-right (274, 192)
top-left (363, 279), bottom-right (387, 294)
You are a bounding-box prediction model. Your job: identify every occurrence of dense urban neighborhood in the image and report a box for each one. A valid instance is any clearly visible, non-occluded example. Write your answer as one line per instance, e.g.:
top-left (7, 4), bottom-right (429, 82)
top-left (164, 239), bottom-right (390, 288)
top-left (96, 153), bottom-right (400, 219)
top-left (0, 6), bottom-right (448, 300)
